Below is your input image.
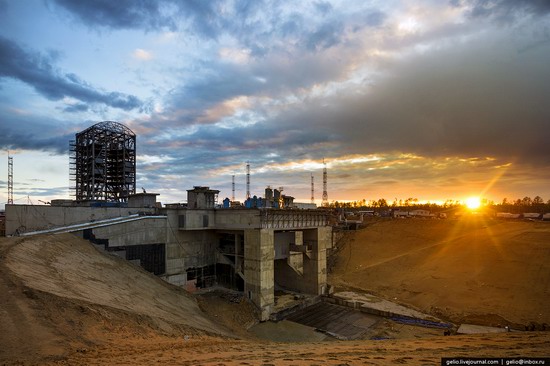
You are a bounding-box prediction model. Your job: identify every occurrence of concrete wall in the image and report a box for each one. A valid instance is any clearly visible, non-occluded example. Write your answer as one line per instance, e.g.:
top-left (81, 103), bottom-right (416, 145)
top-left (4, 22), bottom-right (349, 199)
top-left (5, 204), bottom-right (155, 236)
top-left (214, 209), bottom-right (262, 230)
top-left (163, 209), bottom-right (218, 286)
top-left (92, 217), bottom-right (166, 247)
top-left (166, 209), bottom-right (218, 230)
top-left (274, 231), bottom-right (296, 260)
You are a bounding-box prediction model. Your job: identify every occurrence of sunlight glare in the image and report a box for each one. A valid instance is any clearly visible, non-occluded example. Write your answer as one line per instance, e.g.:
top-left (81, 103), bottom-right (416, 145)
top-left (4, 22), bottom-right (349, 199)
top-left (465, 196), bottom-right (481, 210)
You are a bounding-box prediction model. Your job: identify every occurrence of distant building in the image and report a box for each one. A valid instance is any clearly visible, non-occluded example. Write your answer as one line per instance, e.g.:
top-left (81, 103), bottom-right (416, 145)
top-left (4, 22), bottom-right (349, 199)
top-left (187, 186), bottom-right (219, 209)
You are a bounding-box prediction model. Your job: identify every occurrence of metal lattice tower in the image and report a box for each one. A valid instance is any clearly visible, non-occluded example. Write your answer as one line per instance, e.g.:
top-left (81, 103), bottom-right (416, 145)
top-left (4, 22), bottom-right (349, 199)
top-left (70, 121), bottom-right (136, 202)
top-left (7, 152), bottom-right (13, 205)
top-left (231, 175), bottom-right (235, 202)
top-left (311, 173), bottom-right (314, 204)
top-left (246, 162), bottom-right (250, 200)
top-left (322, 159), bottom-right (328, 207)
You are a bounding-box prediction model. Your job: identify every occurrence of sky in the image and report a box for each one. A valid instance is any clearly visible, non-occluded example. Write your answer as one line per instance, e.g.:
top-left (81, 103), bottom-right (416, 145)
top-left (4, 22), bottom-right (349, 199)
top-left (1, 0), bottom-right (550, 209)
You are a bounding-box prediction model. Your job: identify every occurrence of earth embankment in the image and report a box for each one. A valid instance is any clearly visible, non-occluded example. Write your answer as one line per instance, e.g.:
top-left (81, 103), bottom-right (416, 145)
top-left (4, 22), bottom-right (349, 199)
top-left (330, 217), bottom-right (550, 328)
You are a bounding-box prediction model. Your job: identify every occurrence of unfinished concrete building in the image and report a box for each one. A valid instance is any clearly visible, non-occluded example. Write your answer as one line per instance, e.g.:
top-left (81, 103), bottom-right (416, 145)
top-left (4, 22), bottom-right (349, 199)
top-left (5, 187), bottom-right (332, 320)
top-left (5, 121), bottom-right (332, 321)
top-left (70, 121), bottom-right (136, 202)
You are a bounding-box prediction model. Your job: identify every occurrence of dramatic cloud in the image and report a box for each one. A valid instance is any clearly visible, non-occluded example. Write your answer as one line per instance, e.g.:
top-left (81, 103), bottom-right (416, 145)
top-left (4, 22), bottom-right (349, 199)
top-left (53, 0), bottom-right (178, 31)
top-left (0, 108), bottom-right (77, 153)
top-left (456, 0), bottom-right (550, 22)
top-left (0, 36), bottom-right (143, 111)
top-left (2, 0), bottom-right (550, 205)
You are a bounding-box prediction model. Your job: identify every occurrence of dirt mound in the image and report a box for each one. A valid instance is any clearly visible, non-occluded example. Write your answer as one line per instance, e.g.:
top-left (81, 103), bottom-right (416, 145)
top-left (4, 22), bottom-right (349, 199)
top-left (329, 217), bottom-right (550, 327)
top-left (0, 234), bottom-right (230, 364)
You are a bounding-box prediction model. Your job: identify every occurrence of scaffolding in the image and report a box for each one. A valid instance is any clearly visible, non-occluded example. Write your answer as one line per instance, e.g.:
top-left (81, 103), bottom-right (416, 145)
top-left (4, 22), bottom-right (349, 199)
top-left (70, 121), bottom-right (136, 202)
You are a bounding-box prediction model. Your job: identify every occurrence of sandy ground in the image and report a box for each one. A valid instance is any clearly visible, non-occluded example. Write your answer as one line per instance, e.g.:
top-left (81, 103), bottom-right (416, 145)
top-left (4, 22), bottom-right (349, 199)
top-left (1, 222), bottom-right (549, 365)
top-left (330, 217), bottom-right (550, 328)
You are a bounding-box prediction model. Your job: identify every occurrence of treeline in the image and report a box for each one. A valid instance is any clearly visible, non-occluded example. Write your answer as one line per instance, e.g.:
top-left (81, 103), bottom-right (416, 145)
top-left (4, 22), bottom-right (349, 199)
top-left (497, 196), bottom-right (550, 213)
top-left (327, 196), bottom-right (550, 213)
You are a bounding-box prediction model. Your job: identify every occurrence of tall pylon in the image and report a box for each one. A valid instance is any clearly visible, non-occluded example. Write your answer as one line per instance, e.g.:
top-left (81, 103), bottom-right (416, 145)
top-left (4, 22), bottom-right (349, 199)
top-left (310, 173), bottom-right (314, 204)
top-left (322, 159), bottom-right (328, 207)
top-left (246, 162), bottom-right (250, 200)
top-left (7, 152), bottom-right (13, 205)
top-left (231, 175), bottom-right (235, 202)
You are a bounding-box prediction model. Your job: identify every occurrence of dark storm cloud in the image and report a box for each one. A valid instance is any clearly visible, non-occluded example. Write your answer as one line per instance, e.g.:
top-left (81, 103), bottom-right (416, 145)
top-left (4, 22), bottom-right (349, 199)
top-left (0, 110), bottom-right (75, 153)
top-left (453, 0), bottom-right (550, 22)
top-left (270, 30), bottom-right (550, 165)
top-left (0, 36), bottom-right (143, 111)
top-left (53, 0), bottom-right (241, 37)
top-left (53, 0), bottom-right (178, 31)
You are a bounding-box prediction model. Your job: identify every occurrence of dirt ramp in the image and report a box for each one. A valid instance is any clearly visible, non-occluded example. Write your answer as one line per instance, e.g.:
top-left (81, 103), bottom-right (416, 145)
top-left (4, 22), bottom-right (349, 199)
top-left (4, 234), bottom-right (227, 335)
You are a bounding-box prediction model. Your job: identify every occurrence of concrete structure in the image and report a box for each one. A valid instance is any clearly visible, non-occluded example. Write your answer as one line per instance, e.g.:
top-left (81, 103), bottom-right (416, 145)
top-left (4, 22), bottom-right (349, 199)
top-left (128, 193), bottom-right (160, 208)
top-left (4, 187), bottom-right (331, 321)
top-left (187, 186), bottom-right (219, 209)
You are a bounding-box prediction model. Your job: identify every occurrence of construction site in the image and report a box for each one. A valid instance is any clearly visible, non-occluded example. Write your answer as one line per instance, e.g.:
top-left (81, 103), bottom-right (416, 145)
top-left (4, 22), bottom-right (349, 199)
top-left (1, 121), bottom-right (549, 365)
top-left (3, 121), bottom-right (336, 321)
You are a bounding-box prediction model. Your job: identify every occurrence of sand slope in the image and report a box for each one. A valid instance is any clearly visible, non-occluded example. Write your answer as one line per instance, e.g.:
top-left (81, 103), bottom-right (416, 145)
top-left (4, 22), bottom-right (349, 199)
top-left (0, 234), bottom-right (229, 364)
top-left (330, 217), bottom-right (550, 327)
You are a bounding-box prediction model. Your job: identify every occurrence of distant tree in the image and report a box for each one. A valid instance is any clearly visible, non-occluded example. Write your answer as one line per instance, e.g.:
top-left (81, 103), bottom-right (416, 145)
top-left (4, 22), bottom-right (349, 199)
top-left (522, 196), bottom-right (532, 206)
top-left (378, 198), bottom-right (388, 207)
top-left (502, 198), bottom-right (508, 205)
top-left (533, 196), bottom-right (544, 205)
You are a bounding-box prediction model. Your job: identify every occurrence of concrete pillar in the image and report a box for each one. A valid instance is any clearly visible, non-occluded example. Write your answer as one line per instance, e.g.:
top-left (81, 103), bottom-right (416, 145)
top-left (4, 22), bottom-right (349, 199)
top-left (303, 226), bottom-right (331, 295)
top-left (244, 228), bottom-right (275, 320)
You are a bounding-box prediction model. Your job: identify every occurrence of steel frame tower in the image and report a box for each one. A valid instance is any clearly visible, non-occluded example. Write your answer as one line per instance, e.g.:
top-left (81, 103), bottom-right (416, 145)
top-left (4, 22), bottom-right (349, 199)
top-left (311, 173), bottom-right (314, 204)
top-left (7, 152), bottom-right (13, 205)
top-left (322, 159), bottom-right (328, 207)
top-left (246, 162), bottom-right (250, 200)
top-left (70, 121), bottom-right (136, 202)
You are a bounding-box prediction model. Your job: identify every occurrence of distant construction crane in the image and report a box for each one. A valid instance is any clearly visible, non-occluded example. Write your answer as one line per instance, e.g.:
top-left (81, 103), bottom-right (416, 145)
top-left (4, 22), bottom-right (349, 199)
top-left (246, 162), bottom-right (250, 200)
top-left (322, 159), bottom-right (328, 207)
top-left (311, 173), bottom-right (314, 204)
top-left (7, 152), bottom-right (13, 205)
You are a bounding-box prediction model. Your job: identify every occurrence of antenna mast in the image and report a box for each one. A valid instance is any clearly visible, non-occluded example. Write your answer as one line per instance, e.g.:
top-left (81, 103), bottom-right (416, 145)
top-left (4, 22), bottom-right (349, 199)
top-left (311, 173), bottom-right (314, 204)
top-left (231, 174), bottom-right (235, 202)
top-left (246, 162), bottom-right (250, 200)
top-left (7, 152), bottom-right (13, 205)
top-left (322, 159), bottom-right (328, 207)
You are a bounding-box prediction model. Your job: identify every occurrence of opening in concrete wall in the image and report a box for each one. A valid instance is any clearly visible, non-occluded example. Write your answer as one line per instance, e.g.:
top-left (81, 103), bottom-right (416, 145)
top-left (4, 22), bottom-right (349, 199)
top-left (216, 232), bottom-right (245, 292)
top-left (274, 228), bottom-right (325, 295)
top-left (186, 265), bottom-right (216, 289)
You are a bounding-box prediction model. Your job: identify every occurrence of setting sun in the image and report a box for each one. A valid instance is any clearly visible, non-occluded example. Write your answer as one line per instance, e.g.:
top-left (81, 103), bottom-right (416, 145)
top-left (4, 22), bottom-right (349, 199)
top-left (465, 197), bottom-right (481, 210)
